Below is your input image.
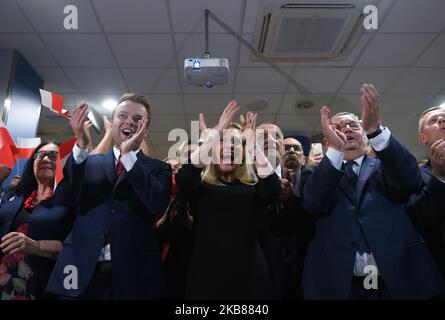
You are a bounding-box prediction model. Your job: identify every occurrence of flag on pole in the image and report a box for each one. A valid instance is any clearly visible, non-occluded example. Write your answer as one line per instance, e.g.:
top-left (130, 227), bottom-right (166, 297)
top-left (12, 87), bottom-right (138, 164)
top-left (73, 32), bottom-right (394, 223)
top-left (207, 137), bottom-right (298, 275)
top-left (0, 119), bottom-right (18, 169)
top-left (15, 137), bottom-right (41, 175)
top-left (55, 137), bottom-right (77, 186)
top-left (17, 137), bottom-right (42, 159)
top-left (59, 137), bottom-right (77, 159)
top-left (39, 89), bottom-right (69, 117)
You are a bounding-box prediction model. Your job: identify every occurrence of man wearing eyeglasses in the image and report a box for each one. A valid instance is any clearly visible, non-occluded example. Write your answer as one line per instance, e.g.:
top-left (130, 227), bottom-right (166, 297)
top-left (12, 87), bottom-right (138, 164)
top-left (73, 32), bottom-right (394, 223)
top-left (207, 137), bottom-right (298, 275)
top-left (272, 137), bottom-right (315, 299)
top-left (301, 84), bottom-right (445, 300)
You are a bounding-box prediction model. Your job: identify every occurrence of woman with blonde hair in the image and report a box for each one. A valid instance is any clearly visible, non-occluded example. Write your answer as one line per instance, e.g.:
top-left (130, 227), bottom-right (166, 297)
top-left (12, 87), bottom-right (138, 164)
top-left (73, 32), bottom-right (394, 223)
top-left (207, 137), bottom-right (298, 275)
top-left (176, 100), bottom-right (281, 299)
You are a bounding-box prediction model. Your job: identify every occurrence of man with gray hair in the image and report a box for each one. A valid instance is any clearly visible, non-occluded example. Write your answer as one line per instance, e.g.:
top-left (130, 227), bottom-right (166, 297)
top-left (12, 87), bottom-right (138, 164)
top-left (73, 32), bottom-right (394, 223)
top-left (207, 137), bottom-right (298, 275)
top-left (301, 84), bottom-right (444, 299)
top-left (407, 106), bottom-right (445, 279)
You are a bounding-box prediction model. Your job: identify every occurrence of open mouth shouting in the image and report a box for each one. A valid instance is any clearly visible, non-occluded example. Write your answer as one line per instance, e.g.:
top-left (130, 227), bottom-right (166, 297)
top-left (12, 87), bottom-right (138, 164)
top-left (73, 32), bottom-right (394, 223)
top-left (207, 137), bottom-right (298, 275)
top-left (221, 151), bottom-right (235, 164)
top-left (121, 127), bottom-right (135, 140)
top-left (345, 134), bottom-right (356, 143)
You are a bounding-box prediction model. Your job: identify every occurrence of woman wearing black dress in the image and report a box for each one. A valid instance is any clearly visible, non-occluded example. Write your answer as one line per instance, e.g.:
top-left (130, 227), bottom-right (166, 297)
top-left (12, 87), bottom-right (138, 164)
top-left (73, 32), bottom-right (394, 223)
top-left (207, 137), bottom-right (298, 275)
top-left (176, 100), bottom-right (281, 299)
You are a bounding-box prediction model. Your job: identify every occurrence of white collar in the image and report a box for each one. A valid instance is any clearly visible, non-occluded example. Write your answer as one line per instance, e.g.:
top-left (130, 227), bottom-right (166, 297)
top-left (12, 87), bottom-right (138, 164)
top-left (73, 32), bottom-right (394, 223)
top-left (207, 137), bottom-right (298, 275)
top-left (113, 146), bottom-right (140, 161)
top-left (344, 155), bottom-right (365, 167)
top-left (274, 164), bottom-right (282, 178)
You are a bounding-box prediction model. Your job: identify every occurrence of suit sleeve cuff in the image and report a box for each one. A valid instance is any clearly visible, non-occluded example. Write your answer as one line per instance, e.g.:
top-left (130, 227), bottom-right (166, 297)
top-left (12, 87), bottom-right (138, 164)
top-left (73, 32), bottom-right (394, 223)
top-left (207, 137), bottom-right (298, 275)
top-left (121, 151), bottom-right (138, 172)
top-left (73, 143), bottom-right (88, 164)
top-left (326, 147), bottom-right (344, 171)
top-left (369, 126), bottom-right (391, 151)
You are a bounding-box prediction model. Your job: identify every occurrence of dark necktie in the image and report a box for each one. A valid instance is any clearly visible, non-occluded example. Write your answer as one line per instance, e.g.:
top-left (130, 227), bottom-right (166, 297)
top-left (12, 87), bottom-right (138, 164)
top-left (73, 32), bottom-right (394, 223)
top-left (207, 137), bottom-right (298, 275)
top-left (116, 158), bottom-right (123, 177)
top-left (345, 160), bottom-right (358, 187)
top-left (345, 160), bottom-right (369, 254)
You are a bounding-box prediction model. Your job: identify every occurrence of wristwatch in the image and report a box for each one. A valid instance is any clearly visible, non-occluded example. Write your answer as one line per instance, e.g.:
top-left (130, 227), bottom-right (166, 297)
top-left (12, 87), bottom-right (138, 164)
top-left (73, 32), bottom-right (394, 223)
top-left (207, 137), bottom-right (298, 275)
top-left (366, 125), bottom-right (383, 139)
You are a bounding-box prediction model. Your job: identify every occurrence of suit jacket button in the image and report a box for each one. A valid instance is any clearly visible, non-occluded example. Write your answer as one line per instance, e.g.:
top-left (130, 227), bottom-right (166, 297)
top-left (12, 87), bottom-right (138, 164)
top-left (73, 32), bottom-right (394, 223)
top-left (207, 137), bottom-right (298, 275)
top-left (101, 234), bottom-right (105, 240)
top-left (110, 208), bottom-right (116, 214)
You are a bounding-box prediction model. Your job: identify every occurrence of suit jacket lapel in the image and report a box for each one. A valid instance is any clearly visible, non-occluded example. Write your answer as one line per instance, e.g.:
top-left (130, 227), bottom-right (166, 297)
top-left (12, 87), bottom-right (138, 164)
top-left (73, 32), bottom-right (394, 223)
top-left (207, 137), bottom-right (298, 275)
top-left (421, 161), bottom-right (432, 182)
top-left (339, 174), bottom-right (356, 203)
top-left (100, 150), bottom-right (116, 187)
top-left (356, 156), bottom-right (376, 204)
top-left (0, 196), bottom-right (24, 238)
top-left (113, 169), bottom-right (127, 193)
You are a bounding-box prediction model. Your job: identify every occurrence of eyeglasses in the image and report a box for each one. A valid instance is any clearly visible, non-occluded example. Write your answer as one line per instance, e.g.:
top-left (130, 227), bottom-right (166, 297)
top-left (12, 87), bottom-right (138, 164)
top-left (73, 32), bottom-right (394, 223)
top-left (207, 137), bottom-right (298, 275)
top-left (34, 151), bottom-right (59, 161)
top-left (284, 144), bottom-right (302, 152)
top-left (331, 121), bottom-right (361, 131)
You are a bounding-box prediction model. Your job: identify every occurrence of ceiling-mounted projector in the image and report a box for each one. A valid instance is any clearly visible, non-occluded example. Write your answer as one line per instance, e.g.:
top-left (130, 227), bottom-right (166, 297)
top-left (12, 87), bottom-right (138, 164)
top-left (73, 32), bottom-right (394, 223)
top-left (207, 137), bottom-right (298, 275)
top-left (184, 58), bottom-right (229, 88)
top-left (184, 10), bottom-right (230, 88)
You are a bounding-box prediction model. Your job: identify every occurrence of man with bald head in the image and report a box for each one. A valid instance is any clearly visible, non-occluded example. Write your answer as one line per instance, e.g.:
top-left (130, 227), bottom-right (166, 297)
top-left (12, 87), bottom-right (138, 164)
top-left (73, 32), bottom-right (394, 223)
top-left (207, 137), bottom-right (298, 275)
top-left (302, 84), bottom-right (444, 300)
top-left (278, 137), bottom-right (314, 299)
top-left (256, 122), bottom-right (284, 173)
top-left (255, 123), bottom-right (313, 299)
top-left (282, 138), bottom-right (304, 170)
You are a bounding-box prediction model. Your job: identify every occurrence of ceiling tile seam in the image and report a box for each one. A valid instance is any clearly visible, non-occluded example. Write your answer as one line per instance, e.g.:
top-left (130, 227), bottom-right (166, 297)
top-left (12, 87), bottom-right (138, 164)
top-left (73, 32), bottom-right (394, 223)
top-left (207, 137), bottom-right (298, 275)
top-left (12, 0), bottom-right (80, 93)
top-left (0, 31), bottom-right (262, 35)
top-left (31, 65), bottom-right (445, 70)
top-left (147, 5), bottom-right (194, 94)
top-left (166, 0), bottom-right (188, 135)
top-left (88, 0), bottom-right (130, 92)
top-left (373, 0), bottom-right (445, 97)
top-left (314, 0), bottom-right (392, 132)
top-left (3, 30), bottom-right (441, 36)
top-left (383, 33), bottom-right (444, 95)
top-left (307, 0), bottom-right (397, 138)
top-left (271, 61), bottom-right (298, 128)
top-left (33, 66), bottom-right (179, 70)
top-left (51, 91), bottom-right (299, 95)
top-left (231, 0), bottom-right (248, 97)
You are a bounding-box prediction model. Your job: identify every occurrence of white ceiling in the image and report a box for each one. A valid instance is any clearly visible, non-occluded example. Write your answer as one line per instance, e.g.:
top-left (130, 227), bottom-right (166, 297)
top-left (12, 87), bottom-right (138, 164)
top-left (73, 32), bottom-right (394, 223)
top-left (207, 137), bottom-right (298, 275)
top-left (1, 0), bottom-right (445, 159)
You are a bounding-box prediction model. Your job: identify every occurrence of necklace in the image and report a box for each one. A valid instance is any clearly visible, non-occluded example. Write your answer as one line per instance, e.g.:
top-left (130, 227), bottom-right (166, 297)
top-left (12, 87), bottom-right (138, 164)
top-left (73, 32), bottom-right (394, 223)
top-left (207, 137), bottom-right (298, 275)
top-left (23, 190), bottom-right (54, 212)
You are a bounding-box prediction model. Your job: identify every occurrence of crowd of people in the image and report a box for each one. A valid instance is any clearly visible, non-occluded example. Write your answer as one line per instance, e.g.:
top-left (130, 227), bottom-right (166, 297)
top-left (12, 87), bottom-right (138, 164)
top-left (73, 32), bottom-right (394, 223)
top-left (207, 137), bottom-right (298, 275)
top-left (1, 84), bottom-right (445, 300)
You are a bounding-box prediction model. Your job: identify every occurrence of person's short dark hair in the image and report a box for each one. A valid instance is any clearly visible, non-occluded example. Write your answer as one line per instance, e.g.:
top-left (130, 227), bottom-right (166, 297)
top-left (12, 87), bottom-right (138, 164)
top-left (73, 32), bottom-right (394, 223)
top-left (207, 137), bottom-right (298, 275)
top-left (113, 93), bottom-right (152, 126)
top-left (15, 141), bottom-right (60, 198)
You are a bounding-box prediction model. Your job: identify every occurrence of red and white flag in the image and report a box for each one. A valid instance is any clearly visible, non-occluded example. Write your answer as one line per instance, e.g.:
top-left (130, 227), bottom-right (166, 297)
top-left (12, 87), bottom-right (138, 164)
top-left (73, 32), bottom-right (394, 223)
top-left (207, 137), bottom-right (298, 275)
top-left (55, 137), bottom-right (77, 186)
top-left (17, 137), bottom-right (41, 159)
top-left (39, 89), bottom-right (69, 117)
top-left (0, 119), bottom-right (18, 169)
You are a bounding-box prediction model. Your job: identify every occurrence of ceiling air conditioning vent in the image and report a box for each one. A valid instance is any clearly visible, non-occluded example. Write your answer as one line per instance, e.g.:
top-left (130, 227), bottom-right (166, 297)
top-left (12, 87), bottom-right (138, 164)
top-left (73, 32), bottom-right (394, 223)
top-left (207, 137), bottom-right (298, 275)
top-left (252, 3), bottom-right (364, 61)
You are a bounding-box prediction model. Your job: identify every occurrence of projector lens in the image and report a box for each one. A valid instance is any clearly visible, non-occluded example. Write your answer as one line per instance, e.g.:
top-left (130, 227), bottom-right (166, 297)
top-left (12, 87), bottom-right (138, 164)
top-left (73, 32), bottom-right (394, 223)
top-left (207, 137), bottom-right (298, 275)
top-left (193, 60), bottom-right (200, 68)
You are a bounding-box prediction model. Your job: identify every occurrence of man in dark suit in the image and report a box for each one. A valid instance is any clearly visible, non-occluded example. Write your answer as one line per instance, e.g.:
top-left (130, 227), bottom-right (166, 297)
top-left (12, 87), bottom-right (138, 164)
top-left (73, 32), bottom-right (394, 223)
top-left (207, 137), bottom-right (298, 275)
top-left (46, 94), bottom-right (171, 299)
top-left (302, 84), bottom-right (445, 300)
top-left (406, 106), bottom-right (445, 279)
top-left (271, 137), bottom-right (314, 300)
top-left (254, 124), bottom-right (313, 299)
